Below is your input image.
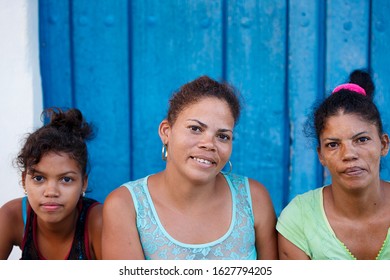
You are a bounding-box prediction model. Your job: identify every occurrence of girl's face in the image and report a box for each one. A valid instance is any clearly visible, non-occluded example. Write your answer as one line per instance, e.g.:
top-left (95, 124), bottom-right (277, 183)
top-left (317, 112), bottom-right (389, 190)
top-left (23, 151), bottom-right (87, 224)
top-left (160, 97), bottom-right (235, 184)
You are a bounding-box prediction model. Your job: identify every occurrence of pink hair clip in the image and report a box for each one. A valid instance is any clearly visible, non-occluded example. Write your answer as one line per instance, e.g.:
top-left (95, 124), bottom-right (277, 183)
top-left (332, 83), bottom-right (366, 96)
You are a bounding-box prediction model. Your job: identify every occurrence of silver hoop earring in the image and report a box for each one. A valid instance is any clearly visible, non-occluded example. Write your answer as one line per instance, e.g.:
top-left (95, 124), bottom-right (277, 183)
top-left (24, 189), bottom-right (28, 196)
top-left (225, 160), bottom-right (232, 175)
top-left (161, 144), bottom-right (168, 161)
top-left (82, 192), bottom-right (85, 197)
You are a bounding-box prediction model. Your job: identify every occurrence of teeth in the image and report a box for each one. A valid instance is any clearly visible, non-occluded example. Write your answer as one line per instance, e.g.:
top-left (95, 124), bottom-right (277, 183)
top-left (193, 157), bottom-right (212, 165)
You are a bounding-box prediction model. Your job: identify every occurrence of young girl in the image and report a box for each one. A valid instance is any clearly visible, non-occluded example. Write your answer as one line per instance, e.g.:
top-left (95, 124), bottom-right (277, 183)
top-left (102, 76), bottom-right (278, 260)
top-left (277, 70), bottom-right (390, 259)
top-left (0, 108), bottom-right (102, 259)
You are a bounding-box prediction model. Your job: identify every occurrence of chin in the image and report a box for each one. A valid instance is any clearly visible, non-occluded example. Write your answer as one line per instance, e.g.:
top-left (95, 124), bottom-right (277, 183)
top-left (187, 170), bottom-right (218, 184)
top-left (342, 179), bottom-right (372, 192)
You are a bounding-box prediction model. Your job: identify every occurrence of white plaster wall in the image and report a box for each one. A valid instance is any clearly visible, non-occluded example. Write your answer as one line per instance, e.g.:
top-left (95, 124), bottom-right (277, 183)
top-left (0, 0), bottom-right (42, 259)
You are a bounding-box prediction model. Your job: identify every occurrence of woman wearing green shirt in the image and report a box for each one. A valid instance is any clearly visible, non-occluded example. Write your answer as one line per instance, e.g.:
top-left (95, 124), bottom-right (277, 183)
top-left (277, 70), bottom-right (390, 260)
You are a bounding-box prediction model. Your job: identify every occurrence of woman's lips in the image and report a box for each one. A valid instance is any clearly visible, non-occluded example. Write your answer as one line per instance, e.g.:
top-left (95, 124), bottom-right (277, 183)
top-left (343, 167), bottom-right (365, 176)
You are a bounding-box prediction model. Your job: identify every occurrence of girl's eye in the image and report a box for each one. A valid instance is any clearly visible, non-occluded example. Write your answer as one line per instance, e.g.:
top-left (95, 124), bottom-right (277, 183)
top-left (62, 177), bottom-right (73, 183)
top-left (33, 175), bottom-right (44, 182)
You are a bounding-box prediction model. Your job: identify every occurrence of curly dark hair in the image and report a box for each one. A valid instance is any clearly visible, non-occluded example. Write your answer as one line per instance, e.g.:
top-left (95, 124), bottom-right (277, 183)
top-left (167, 76), bottom-right (242, 126)
top-left (16, 108), bottom-right (94, 176)
top-left (305, 69), bottom-right (383, 144)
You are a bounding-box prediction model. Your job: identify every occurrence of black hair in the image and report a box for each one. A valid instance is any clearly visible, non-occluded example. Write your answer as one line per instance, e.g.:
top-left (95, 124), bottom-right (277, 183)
top-left (16, 108), bottom-right (94, 177)
top-left (305, 69), bottom-right (383, 144)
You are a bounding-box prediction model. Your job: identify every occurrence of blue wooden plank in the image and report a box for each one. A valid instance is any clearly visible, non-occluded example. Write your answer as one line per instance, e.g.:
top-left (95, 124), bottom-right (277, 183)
top-left (371, 0), bottom-right (390, 181)
top-left (326, 0), bottom-right (370, 89)
top-left (226, 0), bottom-right (288, 215)
top-left (39, 0), bottom-right (73, 109)
top-left (131, 0), bottom-right (224, 180)
top-left (38, 0), bottom-right (390, 209)
top-left (71, 0), bottom-right (131, 202)
top-left (325, 0), bottom-right (370, 185)
top-left (287, 1), bottom-right (325, 202)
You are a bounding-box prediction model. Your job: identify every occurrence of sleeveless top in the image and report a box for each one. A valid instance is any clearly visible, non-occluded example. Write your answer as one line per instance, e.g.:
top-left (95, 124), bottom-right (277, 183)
top-left (124, 172), bottom-right (257, 260)
top-left (277, 187), bottom-right (390, 260)
top-left (20, 197), bottom-right (99, 260)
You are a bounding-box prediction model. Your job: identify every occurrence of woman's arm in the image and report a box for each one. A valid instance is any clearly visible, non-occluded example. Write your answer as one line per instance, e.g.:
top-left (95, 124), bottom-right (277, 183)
top-left (102, 186), bottom-right (145, 260)
top-left (249, 179), bottom-right (278, 260)
top-left (278, 233), bottom-right (310, 260)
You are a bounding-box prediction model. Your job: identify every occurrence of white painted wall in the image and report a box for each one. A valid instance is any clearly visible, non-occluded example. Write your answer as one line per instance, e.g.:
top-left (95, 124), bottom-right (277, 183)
top-left (0, 0), bottom-right (42, 259)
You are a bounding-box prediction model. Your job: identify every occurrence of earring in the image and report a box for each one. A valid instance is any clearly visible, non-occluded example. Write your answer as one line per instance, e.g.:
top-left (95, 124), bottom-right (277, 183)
top-left (81, 192), bottom-right (85, 197)
top-left (161, 144), bottom-right (168, 161)
top-left (225, 160), bottom-right (232, 175)
top-left (24, 189), bottom-right (28, 196)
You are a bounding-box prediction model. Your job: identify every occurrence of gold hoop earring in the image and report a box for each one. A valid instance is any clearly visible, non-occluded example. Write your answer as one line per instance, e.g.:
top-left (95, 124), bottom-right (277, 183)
top-left (161, 144), bottom-right (168, 161)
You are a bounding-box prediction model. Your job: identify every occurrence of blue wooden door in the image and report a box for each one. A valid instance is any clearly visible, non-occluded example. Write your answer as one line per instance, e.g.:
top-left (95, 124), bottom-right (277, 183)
top-left (39, 0), bottom-right (390, 215)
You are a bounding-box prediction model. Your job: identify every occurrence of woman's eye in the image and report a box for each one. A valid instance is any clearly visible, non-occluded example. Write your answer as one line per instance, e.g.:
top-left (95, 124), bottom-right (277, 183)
top-left (218, 134), bottom-right (231, 142)
top-left (357, 137), bottom-right (369, 143)
top-left (326, 142), bottom-right (338, 148)
top-left (189, 125), bottom-right (202, 133)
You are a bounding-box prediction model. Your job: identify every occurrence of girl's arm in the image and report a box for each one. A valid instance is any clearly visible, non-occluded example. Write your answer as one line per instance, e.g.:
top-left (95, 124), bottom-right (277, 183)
top-left (0, 198), bottom-right (24, 259)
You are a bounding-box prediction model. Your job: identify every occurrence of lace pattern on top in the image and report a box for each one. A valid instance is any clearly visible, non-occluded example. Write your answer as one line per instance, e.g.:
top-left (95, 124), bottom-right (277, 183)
top-left (125, 173), bottom-right (257, 260)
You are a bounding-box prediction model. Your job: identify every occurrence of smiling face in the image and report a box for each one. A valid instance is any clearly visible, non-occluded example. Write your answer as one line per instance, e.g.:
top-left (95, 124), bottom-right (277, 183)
top-left (23, 151), bottom-right (87, 224)
top-left (317, 112), bottom-right (389, 191)
top-left (159, 97), bottom-right (235, 184)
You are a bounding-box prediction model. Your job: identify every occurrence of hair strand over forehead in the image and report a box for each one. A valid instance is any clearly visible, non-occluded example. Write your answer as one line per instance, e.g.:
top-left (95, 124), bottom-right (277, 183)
top-left (166, 76), bottom-right (241, 126)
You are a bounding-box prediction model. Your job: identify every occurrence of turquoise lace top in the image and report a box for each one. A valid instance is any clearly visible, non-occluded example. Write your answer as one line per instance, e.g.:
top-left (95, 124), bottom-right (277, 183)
top-left (123, 172), bottom-right (257, 260)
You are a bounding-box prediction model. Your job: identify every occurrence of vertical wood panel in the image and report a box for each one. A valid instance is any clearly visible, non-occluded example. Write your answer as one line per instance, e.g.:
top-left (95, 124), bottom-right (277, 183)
top-left (39, 0), bottom-right (73, 108)
top-left (326, 0), bottom-right (370, 88)
top-left (70, 0), bottom-right (130, 202)
top-left (324, 0), bottom-right (371, 185)
top-left (226, 0), bottom-right (287, 215)
top-left (131, 0), bottom-right (224, 179)
top-left (39, 0), bottom-right (390, 210)
top-left (371, 0), bottom-right (390, 180)
top-left (288, 1), bottom-right (324, 202)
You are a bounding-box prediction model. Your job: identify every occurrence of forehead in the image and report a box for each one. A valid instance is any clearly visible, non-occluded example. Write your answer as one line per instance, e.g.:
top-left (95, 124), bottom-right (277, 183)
top-left (30, 151), bottom-right (80, 171)
top-left (176, 97), bottom-right (234, 125)
top-left (322, 113), bottom-right (378, 136)
top-left (180, 97), bottom-right (232, 115)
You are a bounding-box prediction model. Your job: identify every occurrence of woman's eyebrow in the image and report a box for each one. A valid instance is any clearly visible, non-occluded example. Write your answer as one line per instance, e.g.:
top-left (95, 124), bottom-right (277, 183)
top-left (187, 119), bottom-right (233, 133)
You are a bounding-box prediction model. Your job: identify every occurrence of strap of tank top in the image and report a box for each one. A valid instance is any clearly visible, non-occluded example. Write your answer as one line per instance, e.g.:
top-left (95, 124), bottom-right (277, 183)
top-left (22, 196), bottom-right (28, 227)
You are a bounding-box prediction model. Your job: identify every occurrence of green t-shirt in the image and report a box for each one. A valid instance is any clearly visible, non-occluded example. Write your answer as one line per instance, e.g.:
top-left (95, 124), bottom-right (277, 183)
top-left (276, 187), bottom-right (390, 260)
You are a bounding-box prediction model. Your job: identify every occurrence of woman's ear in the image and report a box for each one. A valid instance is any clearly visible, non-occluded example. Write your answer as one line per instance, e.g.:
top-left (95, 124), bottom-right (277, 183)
top-left (82, 175), bottom-right (88, 194)
top-left (380, 134), bottom-right (390, 157)
top-left (317, 146), bottom-right (326, 167)
top-left (158, 119), bottom-right (171, 145)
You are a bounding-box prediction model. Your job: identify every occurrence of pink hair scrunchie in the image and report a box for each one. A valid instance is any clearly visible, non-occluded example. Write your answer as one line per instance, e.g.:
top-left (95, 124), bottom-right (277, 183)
top-left (332, 83), bottom-right (366, 96)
